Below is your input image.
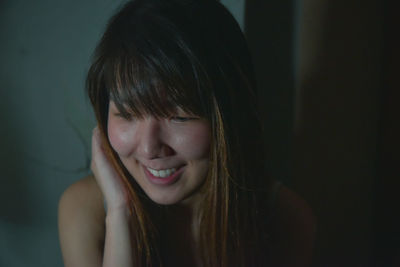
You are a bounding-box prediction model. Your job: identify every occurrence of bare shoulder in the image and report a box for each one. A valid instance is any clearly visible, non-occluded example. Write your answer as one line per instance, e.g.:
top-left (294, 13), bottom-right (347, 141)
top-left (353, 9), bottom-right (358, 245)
top-left (269, 184), bottom-right (316, 267)
top-left (58, 175), bottom-right (106, 267)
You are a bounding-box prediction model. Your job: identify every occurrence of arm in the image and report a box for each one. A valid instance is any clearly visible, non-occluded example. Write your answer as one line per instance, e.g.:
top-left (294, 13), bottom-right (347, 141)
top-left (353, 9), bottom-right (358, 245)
top-left (90, 127), bottom-right (134, 267)
top-left (58, 127), bottom-right (135, 267)
top-left (102, 206), bottom-right (133, 267)
top-left (58, 176), bottom-right (105, 267)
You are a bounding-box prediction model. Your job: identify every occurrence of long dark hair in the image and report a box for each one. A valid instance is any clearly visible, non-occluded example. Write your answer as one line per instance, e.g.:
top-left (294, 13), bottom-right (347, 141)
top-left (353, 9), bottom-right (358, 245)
top-left (87, 0), bottom-right (271, 265)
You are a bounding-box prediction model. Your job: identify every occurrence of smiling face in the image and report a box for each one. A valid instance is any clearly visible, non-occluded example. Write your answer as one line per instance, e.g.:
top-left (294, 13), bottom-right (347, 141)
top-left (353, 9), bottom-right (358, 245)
top-left (107, 101), bottom-right (211, 206)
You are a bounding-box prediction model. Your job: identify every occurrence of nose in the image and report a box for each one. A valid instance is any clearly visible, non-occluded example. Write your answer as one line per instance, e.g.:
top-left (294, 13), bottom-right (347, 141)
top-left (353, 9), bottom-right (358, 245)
top-left (134, 117), bottom-right (174, 159)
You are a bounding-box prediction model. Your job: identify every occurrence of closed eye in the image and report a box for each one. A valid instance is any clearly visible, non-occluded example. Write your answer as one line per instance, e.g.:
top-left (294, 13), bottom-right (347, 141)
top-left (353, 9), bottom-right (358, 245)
top-left (170, 116), bottom-right (196, 122)
top-left (114, 112), bottom-right (133, 121)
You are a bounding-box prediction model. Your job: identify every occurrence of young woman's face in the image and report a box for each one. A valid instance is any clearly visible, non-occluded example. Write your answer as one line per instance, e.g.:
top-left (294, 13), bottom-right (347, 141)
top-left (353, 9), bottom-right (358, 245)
top-left (107, 101), bottom-right (211, 206)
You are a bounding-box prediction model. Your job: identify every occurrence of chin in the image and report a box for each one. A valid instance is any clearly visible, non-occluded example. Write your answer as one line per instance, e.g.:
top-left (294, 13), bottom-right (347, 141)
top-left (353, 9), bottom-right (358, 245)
top-left (146, 192), bottom-right (185, 206)
top-left (144, 186), bottom-right (200, 206)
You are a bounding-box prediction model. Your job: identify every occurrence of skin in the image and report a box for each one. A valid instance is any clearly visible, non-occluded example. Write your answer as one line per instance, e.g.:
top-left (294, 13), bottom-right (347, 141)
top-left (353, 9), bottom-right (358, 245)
top-left (107, 101), bottom-right (211, 206)
top-left (58, 102), bottom-right (316, 267)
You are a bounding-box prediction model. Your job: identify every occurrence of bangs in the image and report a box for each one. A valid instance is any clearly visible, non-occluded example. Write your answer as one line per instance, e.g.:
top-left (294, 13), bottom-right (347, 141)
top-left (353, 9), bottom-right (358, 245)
top-left (101, 16), bottom-right (211, 120)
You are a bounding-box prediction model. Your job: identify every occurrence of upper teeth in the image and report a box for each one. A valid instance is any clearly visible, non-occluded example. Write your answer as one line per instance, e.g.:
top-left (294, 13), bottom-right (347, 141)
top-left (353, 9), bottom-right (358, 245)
top-left (147, 167), bottom-right (177, 178)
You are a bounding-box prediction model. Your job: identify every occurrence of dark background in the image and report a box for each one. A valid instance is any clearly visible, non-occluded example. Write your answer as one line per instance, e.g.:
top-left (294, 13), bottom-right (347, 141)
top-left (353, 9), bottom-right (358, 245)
top-left (0, 0), bottom-right (397, 266)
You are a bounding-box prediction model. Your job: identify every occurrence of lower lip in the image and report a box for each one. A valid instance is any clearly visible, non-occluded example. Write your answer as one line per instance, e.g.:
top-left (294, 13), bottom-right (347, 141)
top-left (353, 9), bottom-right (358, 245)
top-left (143, 165), bottom-right (184, 185)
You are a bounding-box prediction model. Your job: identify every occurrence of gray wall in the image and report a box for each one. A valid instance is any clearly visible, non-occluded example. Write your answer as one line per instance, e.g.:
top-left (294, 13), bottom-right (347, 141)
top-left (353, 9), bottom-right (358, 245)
top-left (0, 0), bottom-right (123, 266)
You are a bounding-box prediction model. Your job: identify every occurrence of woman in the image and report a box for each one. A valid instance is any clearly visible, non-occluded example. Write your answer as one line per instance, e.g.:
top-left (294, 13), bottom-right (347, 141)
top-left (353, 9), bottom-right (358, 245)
top-left (58, 0), bottom-right (315, 266)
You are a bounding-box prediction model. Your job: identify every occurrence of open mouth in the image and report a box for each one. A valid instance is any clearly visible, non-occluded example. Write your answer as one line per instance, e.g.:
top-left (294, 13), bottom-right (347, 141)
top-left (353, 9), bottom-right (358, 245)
top-left (146, 166), bottom-right (177, 178)
top-left (143, 164), bottom-right (185, 185)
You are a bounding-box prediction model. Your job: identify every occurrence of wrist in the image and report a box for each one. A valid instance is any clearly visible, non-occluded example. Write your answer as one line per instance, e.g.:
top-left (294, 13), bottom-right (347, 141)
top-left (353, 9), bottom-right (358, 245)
top-left (105, 205), bottom-right (131, 224)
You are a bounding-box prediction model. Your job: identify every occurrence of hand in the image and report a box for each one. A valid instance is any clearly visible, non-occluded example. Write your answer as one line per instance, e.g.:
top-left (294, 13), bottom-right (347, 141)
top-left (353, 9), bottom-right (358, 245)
top-left (91, 127), bottom-right (129, 213)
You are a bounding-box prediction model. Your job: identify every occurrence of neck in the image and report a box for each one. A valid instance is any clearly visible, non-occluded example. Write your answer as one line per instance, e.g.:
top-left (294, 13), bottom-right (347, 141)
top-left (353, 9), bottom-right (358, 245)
top-left (165, 202), bottom-right (200, 231)
top-left (161, 203), bottom-right (203, 267)
top-left (164, 195), bottom-right (205, 244)
top-left (167, 189), bottom-right (204, 222)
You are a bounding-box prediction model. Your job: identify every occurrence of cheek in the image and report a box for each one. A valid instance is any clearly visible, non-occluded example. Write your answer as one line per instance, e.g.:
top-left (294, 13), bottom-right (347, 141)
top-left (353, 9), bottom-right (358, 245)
top-left (174, 123), bottom-right (211, 160)
top-left (107, 119), bottom-right (131, 157)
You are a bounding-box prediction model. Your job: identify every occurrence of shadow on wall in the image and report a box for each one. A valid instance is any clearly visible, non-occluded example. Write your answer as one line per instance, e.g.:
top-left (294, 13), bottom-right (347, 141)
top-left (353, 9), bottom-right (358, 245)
top-left (292, 0), bottom-right (381, 266)
top-left (244, 0), bottom-right (295, 185)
